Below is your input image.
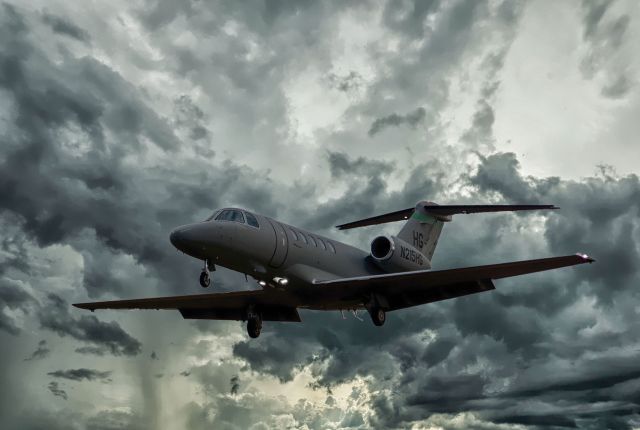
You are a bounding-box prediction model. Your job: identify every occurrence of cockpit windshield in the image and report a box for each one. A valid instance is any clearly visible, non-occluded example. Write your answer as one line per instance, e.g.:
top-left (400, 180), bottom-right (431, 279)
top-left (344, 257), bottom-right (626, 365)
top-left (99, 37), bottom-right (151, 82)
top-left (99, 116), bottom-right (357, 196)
top-left (215, 209), bottom-right (245, 223)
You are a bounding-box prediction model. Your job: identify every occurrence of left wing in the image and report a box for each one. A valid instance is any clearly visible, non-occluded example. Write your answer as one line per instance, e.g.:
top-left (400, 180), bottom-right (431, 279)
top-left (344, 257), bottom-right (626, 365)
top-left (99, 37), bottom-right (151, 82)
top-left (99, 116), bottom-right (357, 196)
top-left (312, 254), bottom-right (594, 311)
top-left (73, 290), bottom-right (301, 322)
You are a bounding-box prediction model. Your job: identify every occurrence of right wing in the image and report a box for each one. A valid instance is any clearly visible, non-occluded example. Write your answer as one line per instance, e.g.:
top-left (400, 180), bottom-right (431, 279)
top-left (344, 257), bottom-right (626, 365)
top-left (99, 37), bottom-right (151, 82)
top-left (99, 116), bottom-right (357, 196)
top-left (313, 254), bottom-right (594, 310)
top-left (73, 290), bottom-right (301, 322)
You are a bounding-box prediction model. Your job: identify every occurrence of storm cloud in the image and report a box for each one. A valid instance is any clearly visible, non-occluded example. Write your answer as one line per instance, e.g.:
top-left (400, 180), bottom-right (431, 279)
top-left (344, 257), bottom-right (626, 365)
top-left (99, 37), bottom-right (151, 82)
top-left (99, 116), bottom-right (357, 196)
top-left (1, 1), bottom-right (639, 429)
top-left (47, 368), bottom-right (112, 382)
top-left (39, 294), bottom-right (142, 356)
top-left (368, 107), bottom-right (427, 136)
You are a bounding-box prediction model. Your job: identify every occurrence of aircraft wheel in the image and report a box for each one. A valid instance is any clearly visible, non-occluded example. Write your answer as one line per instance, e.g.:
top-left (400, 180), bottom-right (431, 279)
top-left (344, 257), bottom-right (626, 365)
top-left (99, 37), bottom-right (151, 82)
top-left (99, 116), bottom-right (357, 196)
top-left (369, 307), bottom-right (386, 327)
top-left (247, 318), bottom-right (262, 338)
top-left (199, 271), bottom-right (211, 288)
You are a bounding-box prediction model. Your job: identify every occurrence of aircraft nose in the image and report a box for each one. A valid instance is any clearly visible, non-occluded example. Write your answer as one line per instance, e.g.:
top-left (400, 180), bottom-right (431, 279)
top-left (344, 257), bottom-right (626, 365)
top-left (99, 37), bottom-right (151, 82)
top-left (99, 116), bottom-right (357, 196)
top-left (169, 228), bottom-right (182, 248)
top-left (169, 225), bottom-right (195, 251)
top-left (169, 223), bottom-right (211, 258)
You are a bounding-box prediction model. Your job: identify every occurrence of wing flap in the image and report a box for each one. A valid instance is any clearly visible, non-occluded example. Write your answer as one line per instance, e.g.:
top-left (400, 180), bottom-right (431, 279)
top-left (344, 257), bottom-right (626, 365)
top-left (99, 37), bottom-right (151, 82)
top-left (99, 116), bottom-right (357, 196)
top-left (180, 306), bottom-right (301, 322)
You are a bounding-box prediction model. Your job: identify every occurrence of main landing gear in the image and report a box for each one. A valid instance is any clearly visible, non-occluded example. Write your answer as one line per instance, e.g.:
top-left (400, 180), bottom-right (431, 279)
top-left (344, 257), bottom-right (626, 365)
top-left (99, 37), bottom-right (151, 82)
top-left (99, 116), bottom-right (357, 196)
top-left (199, 259), bottom-right (215, 288)
top-left (247, 308), bottom-right (262, 338)
top-left (368, 306), bottom-right (386, 326)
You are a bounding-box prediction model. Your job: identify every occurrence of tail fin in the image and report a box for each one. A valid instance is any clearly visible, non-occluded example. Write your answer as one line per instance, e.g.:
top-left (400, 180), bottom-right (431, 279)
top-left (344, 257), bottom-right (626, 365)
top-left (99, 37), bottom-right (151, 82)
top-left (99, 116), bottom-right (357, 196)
top-left (336, 201), bottom-right (558, 261)
top-left (397, 203), bottom-right (448, 260)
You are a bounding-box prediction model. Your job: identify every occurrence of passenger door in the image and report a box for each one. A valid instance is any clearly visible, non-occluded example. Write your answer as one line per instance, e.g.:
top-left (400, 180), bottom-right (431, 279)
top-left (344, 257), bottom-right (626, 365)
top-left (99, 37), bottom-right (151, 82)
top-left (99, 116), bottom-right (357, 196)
top-left (267, 219), bottom-right (288, 268)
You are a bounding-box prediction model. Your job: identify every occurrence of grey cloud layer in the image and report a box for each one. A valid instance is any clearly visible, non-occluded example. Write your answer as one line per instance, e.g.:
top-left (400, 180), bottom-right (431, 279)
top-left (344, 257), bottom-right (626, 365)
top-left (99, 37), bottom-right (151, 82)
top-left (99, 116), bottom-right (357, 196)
top-left (1, 0), bottom-right (638, 429)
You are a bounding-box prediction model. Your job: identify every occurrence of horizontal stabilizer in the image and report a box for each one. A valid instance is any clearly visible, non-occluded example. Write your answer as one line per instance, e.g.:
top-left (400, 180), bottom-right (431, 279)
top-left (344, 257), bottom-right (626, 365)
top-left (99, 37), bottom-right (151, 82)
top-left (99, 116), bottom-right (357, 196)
top-left (336, 204), bottom-right (558, 230)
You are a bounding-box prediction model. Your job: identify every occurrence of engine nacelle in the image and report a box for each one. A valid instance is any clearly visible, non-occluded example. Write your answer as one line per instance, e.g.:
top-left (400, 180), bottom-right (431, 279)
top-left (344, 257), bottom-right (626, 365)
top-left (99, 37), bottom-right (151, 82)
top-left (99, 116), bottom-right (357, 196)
top-left (370, 235), bottom-right (430, 272)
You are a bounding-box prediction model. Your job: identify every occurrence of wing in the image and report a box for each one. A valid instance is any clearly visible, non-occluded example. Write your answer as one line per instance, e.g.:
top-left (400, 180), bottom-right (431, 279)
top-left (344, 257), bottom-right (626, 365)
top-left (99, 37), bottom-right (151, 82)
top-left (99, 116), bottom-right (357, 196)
top-left (336, 204), bottom-right (558, 230)
top-left (73, 290), bottom-right (301, 322)
top-left (312, 254), bottom-right (594, 311)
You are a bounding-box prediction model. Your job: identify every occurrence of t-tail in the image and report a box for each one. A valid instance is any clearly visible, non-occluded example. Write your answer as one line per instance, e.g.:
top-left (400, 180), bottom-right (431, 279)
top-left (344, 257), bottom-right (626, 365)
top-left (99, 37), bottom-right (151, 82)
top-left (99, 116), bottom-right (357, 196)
top-left (337, 201), bottom-right (558, 273)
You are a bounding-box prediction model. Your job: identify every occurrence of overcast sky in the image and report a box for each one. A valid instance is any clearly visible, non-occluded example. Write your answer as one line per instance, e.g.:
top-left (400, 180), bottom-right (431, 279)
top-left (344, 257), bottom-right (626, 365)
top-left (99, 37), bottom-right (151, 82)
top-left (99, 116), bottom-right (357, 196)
top-left (1, 0), bottom-right (639, 429)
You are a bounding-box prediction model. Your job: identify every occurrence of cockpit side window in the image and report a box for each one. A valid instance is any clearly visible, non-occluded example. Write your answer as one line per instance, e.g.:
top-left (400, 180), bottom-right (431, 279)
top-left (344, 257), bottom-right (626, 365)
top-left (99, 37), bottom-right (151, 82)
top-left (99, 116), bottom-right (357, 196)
top-left (215, 209), bottom-right (245, 224)
top-left (205, 210), bottom-right (221, 221)
top-left (245, 212), bottom-right (259, 228)
top-left (215, 210), bottom-right (232, 221)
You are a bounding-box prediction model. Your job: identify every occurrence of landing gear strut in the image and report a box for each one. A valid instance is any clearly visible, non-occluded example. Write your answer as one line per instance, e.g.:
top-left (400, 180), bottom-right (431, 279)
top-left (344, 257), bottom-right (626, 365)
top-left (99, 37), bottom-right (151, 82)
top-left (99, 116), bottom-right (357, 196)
top-left (368, 307), bottom-right (386, 326)
top-left (199, 260), bottom-right (211, 288)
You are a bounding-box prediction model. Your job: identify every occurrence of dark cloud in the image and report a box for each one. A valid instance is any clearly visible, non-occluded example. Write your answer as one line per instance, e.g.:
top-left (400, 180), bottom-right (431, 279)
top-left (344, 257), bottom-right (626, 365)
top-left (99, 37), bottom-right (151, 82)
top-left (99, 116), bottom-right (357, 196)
top-left (0, 1), bottom-right (639, 429)
top-left (368, 107), bottom-right (426, 136)
top-left (41, 11), bottom-right (90, 43)
top-left (327, 151), bottom-right (394, 180)
top-left (0, 282), bottom-right (35, 335)
top-left (48, 368), bottom-right (112, 382)
top-left (326, 71), bottom-right (363, 92)
top-left (382, 0), bottom-right (440, 39)
top-left (601, 73), bottom-right (631, 99)
top-left (580, 1), bottom-right (633, 98)
top-left (47, 381), bottom-right (67, 400)
top-left (230, 375), bottom-right (240, 395)
top-left (233, 334), bottom-right (315, 382)
top-left (24, 340), bottom-right (50, 361)
top-left (39, 294), bottom-right (142, 356)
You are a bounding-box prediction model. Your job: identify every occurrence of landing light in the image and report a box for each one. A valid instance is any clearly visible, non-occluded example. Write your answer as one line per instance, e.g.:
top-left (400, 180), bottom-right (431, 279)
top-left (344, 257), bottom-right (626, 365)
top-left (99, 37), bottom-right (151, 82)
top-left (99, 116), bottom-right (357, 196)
top-left (258, 280), bottom-right (267, 287)
top-left (273, 277), bottom-right (289, 286)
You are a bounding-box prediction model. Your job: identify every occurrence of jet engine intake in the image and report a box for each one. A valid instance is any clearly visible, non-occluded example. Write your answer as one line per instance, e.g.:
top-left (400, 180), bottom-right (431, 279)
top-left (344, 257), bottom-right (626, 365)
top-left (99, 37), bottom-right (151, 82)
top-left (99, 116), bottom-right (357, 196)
top-left (370, 235), bottom-right (430, 272)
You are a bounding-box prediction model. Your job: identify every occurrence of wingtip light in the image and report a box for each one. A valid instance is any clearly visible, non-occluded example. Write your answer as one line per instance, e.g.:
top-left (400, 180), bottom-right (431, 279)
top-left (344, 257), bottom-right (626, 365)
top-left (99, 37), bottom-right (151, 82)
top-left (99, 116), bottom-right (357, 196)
top-left (576, 253), bottom-right (595, 263)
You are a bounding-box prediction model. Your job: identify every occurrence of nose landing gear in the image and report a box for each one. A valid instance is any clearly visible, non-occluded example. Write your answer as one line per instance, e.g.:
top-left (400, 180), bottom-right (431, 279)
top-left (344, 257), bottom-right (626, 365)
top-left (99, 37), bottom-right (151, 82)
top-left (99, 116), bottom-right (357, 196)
top-left (199, 271), bottom-right (210, 288)
top-left (199, 259), bottom-right (214, 288)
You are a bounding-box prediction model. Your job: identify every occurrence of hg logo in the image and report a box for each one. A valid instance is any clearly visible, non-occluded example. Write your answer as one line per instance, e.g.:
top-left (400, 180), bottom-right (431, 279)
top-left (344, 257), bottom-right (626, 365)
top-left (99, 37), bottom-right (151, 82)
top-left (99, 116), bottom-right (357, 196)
top-left (413, 231), bottom-right (424, 248)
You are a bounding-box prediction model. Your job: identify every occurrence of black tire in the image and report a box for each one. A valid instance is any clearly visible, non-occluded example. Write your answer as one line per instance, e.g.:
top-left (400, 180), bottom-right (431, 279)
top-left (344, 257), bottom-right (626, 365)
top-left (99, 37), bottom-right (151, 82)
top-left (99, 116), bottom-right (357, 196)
top-left (370, 307), bottom-right (386, 326)
top-left (199, 271), bottom-right (210, 288)
top-left (247, 318), bottom-right (261, 338)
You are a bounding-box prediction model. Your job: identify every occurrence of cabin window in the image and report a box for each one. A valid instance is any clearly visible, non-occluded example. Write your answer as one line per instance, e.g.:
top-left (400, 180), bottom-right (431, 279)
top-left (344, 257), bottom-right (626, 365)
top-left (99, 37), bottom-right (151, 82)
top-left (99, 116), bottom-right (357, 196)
top-left (215, 209), bottom-right (245, 224)
top-left (245, 212), bottom-right (260, 228)
top-left (327, 241), bottom-right (336, 253)
top-left (288, 228), bottom-right (299, 241)
top-left (298, 231), bottom-right (308, 244)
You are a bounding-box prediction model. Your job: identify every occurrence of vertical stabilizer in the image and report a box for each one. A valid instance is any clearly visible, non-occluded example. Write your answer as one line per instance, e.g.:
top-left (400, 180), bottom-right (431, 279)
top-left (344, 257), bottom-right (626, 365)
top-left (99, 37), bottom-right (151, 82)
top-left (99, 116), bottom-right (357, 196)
top-left (397, 201), bottom-right (451, 261)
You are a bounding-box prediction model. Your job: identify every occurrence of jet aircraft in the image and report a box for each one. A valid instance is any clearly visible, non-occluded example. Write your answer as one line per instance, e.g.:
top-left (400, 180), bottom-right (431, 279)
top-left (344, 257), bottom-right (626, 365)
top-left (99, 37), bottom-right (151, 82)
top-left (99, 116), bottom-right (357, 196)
top-left (74, 201), bottom-right (594, 338)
